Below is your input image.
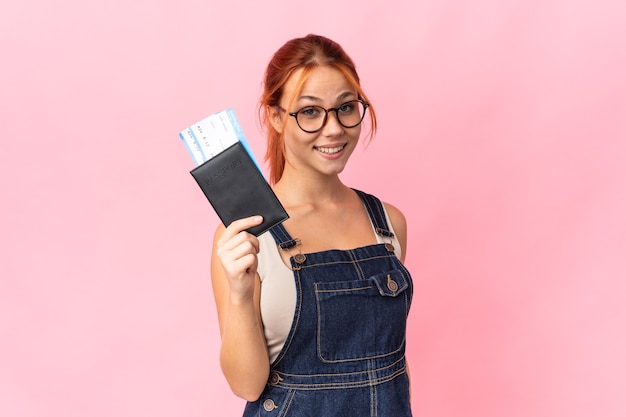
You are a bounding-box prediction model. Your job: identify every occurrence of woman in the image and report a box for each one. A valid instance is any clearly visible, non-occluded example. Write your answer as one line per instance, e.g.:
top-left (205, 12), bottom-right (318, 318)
top-left (211, 34), bottom-right (414, 416)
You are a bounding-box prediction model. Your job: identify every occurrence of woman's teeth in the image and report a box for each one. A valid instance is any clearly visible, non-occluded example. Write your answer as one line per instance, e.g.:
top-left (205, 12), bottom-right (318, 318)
top-left (316, 145), bottom-right (344, 154)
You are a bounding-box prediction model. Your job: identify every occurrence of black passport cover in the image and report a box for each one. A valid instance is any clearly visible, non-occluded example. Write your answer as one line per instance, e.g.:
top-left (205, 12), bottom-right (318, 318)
top-left (190, 141), bottom-right (288, 236)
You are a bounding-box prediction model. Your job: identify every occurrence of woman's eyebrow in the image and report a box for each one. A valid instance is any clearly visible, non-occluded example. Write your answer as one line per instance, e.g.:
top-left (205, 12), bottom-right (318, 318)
top-left (296, 91), bottom-right (356, 103)
top-left (296, 95), bottom-right (322, 102)
top-left (337, 91), bottom-right (356, 101)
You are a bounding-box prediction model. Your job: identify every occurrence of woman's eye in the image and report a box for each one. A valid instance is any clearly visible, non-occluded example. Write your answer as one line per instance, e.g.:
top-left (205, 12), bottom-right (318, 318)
top-left (299, 107), bottom-right (322, 118)
top-left (338, 102), bottom-right (355, 113)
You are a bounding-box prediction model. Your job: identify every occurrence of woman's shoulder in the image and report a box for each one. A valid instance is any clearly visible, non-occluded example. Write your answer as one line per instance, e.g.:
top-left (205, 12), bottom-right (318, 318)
top-left (382, 201), bottom-right (407, 231)
top-left (381, 200), bottom-right (408, 263)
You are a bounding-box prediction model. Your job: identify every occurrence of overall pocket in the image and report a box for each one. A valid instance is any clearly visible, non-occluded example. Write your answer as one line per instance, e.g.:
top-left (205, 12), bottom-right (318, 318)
top-left (314, 269), bottom-right (410, 362)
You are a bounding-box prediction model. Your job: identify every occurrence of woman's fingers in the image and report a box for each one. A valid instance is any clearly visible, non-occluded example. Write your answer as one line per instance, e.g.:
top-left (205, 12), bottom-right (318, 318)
top-left (215, 216), bottom-right (264, 291)
top-left (217, 216), bottom-right (263, 257)
top-left (218, 216), bottom-right (263, 244)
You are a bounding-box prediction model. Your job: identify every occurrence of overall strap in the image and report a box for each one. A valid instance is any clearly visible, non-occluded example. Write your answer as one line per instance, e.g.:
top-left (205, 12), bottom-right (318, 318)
top-left (268, 223), bottom-right (299, 249)
top-left (353, 189), bottom-right (395, 238)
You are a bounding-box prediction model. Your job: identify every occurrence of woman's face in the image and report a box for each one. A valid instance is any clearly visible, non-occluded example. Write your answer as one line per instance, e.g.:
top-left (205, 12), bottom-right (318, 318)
top-left (272, 65), bottom-right (362, 179)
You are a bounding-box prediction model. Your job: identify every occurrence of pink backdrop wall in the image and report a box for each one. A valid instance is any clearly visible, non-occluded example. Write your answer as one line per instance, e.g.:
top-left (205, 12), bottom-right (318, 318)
top-left (2, 1), bottom-right (625, 416)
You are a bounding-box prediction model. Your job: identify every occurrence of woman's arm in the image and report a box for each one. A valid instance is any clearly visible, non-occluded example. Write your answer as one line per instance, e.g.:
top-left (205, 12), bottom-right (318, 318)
top-left (211, 216), bottom-right (270, 401)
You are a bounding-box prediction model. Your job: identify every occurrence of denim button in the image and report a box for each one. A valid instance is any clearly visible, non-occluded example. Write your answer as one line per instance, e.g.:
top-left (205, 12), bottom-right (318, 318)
top-left (384, 243), bottom-right (395, 252)
top-left (263, 399), bottom-right (276, 412)
top-left (387, 279), bottom-right (399, 292)
top-left (268, 371), bottom-right (282, 385)
top-left (294, 253), bottom-right (306, 264)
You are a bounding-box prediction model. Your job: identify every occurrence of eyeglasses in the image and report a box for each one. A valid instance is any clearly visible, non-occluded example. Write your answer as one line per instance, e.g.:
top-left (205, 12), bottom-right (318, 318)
top-left (279, 99), bottom-right (369, 133)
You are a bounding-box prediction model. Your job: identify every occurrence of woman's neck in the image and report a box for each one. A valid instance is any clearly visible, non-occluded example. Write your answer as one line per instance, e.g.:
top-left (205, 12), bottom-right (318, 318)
top-left (272, 171), bottom-right (351, 208)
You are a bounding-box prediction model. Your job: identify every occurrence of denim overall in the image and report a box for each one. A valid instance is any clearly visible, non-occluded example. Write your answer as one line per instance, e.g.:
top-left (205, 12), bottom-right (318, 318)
top-left (243, 190), bottom-right (413, 417)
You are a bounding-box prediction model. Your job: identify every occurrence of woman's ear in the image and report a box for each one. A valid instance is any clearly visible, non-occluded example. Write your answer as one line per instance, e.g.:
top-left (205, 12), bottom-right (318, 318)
top-left (268, 106), bottom-right (283, 134)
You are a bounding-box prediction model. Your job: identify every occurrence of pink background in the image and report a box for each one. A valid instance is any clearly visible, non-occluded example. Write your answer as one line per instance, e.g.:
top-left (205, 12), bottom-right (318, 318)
top-left (2, 1), bottom-right (625, 416)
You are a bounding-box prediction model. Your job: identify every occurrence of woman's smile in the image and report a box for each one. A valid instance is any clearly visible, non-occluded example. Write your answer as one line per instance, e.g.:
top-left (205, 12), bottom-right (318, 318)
top-left (314, 144), bottom-right (346, 155)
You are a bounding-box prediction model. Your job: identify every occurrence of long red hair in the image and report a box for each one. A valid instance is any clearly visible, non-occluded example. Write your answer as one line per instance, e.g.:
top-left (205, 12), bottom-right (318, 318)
top-left (258, 34), bottom-right (377, 184)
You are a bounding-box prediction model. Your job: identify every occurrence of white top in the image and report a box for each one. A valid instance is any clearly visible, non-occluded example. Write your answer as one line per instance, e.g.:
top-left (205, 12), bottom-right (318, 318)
top-left (257, 204), bottom-right (401, 363)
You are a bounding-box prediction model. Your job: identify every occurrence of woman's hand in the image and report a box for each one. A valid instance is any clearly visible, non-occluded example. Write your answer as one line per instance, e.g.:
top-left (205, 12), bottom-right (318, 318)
top-left (214, 216), bottom-right (264, 303)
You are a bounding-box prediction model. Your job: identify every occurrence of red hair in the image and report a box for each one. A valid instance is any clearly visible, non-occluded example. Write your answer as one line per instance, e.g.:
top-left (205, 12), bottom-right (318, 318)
top-left (258, 34), bottom-right (377, 184)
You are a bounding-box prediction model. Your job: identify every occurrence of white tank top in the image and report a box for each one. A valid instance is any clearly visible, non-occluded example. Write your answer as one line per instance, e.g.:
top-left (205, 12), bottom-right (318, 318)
top-left (257, 205), bottom-right (401, 363)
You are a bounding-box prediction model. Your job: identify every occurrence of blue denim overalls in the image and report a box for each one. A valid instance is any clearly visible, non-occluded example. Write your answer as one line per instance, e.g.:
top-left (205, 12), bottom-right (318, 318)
top-left (244, 190), bottom-right (413, 417)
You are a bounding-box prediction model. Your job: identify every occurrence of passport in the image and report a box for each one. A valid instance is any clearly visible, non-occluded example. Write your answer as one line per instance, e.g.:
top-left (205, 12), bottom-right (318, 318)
top-left (190, 141), bottom-right (288, 236)
top-left (180, 109), bottom-right (288, 236)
